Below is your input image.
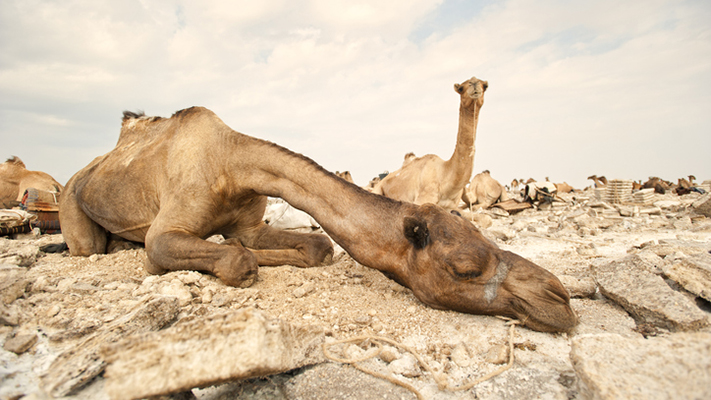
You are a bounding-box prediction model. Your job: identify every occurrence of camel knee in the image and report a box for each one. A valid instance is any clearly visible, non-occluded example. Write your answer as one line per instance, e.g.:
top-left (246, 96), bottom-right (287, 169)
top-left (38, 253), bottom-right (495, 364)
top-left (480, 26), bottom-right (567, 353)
top-left (144, 257), bottom-right (167, 275)
top-left (213, 249), bottom-right (259, 288)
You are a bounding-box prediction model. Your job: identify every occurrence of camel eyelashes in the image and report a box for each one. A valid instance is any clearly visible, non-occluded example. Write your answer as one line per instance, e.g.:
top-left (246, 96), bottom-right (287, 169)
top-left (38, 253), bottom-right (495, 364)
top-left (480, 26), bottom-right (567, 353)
top-left (403, 217), bottom-right (430, 249)
top-left (452, 269), bottom-right (481, 280)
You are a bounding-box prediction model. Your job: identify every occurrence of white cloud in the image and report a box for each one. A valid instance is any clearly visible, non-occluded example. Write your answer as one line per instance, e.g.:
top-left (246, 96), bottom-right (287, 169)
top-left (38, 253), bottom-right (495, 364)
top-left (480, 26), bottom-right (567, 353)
top-left (1, 0), bottom-right (709, 189)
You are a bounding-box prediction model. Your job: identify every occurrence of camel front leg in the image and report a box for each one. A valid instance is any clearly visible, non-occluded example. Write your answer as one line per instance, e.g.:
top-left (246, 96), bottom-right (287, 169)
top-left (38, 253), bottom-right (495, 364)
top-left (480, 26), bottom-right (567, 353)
top-left (145, 230), bottom-right (258, 288)
top-left (233, 223), bottom-right (334, 268)
top-left (58, 179), bottom-right (108, 256)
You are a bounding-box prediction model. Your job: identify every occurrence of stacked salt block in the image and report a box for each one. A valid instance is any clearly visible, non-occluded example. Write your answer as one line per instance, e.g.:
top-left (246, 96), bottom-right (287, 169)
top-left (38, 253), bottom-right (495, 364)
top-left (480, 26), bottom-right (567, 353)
top-left (604, 179), bottom-right (633, 204)
top-left (633, 188), bottom-right (655, 205)
top-left (700, 180), bottom-right (711, 193)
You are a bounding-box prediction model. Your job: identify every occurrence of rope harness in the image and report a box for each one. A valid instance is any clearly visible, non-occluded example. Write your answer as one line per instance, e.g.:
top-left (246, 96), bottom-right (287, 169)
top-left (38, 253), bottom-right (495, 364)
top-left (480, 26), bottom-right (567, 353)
top-left (323, 318), bottom-right (521, 399)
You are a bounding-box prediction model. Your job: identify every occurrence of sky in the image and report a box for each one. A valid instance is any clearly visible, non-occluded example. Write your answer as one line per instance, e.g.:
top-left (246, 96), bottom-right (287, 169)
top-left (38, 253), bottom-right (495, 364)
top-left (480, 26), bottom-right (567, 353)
top-left (1, 0), bottom-right (710, 190)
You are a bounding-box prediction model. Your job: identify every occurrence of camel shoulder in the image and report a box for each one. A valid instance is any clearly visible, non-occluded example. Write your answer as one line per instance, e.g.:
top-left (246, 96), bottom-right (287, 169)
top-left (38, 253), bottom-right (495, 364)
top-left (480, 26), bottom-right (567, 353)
top-left (117, 106), bottom-right (225, 146)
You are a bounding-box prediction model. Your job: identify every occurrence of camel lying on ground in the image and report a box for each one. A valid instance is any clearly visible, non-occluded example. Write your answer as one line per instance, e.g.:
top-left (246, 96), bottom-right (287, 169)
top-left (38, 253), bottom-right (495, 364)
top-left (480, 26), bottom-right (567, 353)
top-left (462, 170), bottom-right (509, 209)
top-left (587, 175), bottom-right (607, 188)
top-left (643, 177), bottom-right (672, 194)
top-left (373, 76), bottom-right (488, 210)
top-left (0, 156), bottom-right (64, 208)
top-left (60, 107), bottom-right (577, 332)
top-left (554, 182), bottom-right (575, 194)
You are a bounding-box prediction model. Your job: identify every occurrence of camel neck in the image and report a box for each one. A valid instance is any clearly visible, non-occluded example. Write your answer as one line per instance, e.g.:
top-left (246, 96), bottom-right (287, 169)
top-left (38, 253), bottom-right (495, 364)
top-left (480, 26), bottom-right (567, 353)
top-left (244, 138), bottom-right (411, 275)
top-left (446, 103), bottom-right (479, 182)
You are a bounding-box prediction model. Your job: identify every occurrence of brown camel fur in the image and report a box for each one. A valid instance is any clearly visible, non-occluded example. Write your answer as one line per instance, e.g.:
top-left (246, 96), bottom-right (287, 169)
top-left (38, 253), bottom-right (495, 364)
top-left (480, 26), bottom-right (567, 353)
top-left (59, 107), bottom-right (577, 332)
top-left (373, 76), bottom-right (488, 210)
top-left (462, 170), bottom-right (509, 209)
top-left (0, 156), bottom-right (64, 209)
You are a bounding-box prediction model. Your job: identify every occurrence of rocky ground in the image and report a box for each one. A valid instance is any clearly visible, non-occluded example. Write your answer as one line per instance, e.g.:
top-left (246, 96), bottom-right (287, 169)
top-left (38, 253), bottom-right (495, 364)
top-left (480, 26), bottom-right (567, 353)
top-left (1, 189), bottom-right (711, 400)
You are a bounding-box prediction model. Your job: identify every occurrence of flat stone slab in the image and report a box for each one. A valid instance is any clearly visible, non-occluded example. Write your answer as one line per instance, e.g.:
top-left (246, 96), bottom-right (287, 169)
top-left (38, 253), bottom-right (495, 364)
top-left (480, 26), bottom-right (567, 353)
top-left (41, 295), bottom-right (180, 397)
top-left (571, 332), bottom-right (711, 400)
top-left (691, 192), bottom-right (711, 217)
top-left (664, 254), bottom-right (711, 302)
top-left (594, 255), bottom-right (708, 331)
top-left (102, 307), bottom-right (325, 400)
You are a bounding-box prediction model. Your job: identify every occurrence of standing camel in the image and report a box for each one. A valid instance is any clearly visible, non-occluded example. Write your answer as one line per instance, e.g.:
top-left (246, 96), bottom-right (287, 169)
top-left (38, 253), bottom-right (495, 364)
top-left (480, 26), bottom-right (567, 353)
top-left (59, 107), bottom-right (577, 333)
top-left (373, 76), bottom-right (488, 210)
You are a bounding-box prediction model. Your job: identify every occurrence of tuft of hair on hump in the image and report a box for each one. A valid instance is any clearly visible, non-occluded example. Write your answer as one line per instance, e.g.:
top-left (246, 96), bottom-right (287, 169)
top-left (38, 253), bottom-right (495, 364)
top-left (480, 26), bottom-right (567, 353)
top-left (5, 156), bottom-right (25, 167)
top-left (122, 110), bottom-right (146, 121)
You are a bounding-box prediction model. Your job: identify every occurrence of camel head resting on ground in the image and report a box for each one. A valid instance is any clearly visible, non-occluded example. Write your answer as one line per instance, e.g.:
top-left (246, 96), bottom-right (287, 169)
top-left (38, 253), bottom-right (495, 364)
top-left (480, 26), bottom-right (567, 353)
top-left (60, 107), bottom-right (576, 332)
top-left (373, 76), bottom-right (488, 210)
top-left (0, 156), bottom-right (64, 208)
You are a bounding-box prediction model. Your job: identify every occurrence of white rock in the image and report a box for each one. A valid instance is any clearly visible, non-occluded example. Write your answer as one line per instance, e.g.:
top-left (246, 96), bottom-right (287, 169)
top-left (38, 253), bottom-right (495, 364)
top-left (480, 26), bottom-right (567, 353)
top-left (388, 353), bottom-right (421, 377)
top-left (451, 343), bottom-right (472, 368)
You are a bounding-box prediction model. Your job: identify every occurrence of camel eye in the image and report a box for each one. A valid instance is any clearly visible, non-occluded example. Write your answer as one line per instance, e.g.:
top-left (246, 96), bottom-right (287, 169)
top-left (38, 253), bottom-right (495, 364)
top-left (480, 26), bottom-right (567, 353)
top-left (452, 268), bottom-right (481, 280)
top-left (446, 256), bottom-right (482, 280)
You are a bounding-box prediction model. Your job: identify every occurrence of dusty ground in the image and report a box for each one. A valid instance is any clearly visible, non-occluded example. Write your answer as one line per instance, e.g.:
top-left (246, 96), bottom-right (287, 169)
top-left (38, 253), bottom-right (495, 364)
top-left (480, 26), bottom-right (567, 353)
top-left (1, 188), bottom-right (710, 400)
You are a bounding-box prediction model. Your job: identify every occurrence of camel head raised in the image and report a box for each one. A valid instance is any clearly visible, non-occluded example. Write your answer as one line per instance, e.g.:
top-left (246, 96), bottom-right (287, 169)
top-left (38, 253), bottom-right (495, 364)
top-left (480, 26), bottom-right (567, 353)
top-left (396, 203), bottom-right (577, 332)
top-left (454, 76), bottom-right (488, 110)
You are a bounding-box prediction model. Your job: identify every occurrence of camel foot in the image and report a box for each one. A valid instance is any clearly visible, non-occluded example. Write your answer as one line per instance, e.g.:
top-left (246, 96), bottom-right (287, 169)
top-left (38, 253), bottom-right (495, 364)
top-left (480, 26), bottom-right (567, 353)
top-left (318, 249), bottom-right (334, 267)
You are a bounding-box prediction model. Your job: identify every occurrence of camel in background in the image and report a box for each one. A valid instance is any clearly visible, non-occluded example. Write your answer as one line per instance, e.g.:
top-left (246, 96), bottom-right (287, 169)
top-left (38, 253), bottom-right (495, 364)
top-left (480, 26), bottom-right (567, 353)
top-left (554, 182), bottom-right (575, 194)
top-left (643, 177), bottom-right (672, 194)
top-left (0, 156), bottom-right (63, 209)
top-left (59, 107), bottom-right (576, 332)
top-left (587, 175), bottom-right (607, 188)
top-left (373, 76), bottom-right (488, 210)
top-left (462, 170), bottom-right (509, 209)
top-left (334, 171), bottom-right (354, 184)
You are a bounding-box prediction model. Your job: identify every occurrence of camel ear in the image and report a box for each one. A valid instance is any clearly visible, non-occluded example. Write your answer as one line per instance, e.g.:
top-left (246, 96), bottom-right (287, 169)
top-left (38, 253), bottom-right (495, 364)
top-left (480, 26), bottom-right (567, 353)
top-left (482, 81), bottom-right (489, 91)
top-left (454, 83), bottom-right (463, 94)
top-left (404, 217), bottom-right (430, 249)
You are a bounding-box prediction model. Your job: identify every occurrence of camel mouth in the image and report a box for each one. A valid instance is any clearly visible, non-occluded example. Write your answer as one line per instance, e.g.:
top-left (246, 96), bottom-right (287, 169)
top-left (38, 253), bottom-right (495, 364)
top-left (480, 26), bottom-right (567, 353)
top-left (509, 288), bottom-right (578, 332)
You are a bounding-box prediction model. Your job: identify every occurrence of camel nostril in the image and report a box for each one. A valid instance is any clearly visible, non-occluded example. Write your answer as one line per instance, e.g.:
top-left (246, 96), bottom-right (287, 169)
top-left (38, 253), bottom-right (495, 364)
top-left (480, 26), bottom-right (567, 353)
top-left (545, 287), bottom-right (568, 304)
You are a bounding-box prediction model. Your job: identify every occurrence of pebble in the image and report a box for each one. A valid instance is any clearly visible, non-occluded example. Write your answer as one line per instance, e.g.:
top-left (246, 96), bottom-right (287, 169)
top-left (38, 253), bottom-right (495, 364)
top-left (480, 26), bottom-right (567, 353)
top-left (485, 343), bottom-right (509, 364)
top-left (56, 278), bottom-right (76, 292)
top-left (3, 333), bottom-right (37, 354)
top-left (177, 271), bottom-right (201, 285)
top-left (451, 343), bottom-right (471, 367)
top-left (211, 293), bottom-right (233, 307)
top-left (293, 282), bottom-right (315, 298)
top-left (201, 291), bottom-right (213, 304)
top-left (46, 304), bottom-right (61, 317)
top-left (159, 281), bottom-right (193, 307)
top-left (389, 353), bottom-right (421, 377)
top-left (379, 346), bottom-right (399, 363)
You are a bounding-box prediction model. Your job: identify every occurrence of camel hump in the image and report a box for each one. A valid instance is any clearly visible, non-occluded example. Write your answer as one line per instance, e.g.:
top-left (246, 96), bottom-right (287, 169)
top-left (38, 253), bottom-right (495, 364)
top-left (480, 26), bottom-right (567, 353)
top-left (117, 106), bottom-right (222, 146)
top-left (171, 106), bottom-right (212, 119)
top-left (4, 156), bottom-right (26, 169)
top-left (122, 110), bottom-right (146, 120)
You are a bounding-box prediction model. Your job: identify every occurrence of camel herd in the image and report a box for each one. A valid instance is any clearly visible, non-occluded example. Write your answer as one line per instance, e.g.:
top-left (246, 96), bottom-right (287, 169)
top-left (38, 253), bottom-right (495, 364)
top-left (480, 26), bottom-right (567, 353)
top-left (1, 75), bottom-right (705, 333)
